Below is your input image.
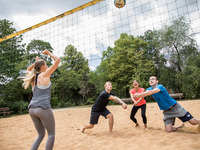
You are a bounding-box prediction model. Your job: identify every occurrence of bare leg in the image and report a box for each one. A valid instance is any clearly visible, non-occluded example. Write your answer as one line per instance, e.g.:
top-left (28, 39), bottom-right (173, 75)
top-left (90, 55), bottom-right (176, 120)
top-left (81, 124), bottom-right (94, 133)
top-left (106, 113), bottom-right (114, 134)
top-left (196, 118), bottom-right (200, 126)
top-left (165, 123), bottom-right (185, 132)
top-left (188, 118), bottom-right (200, 126)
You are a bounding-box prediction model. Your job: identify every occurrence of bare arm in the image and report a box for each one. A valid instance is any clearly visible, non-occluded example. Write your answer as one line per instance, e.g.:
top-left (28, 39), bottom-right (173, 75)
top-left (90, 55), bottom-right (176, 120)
top-left (133, 88), bottom-right (160, 99)
top-left (130, 93), bottom-right (142, 106)
top-left (42, 50), bottom-right (61, 77)
top-left (109, 95), bottom-right (124, 104)
top-left (130, 93), bottom-right (137, 103)
top-left (135, 88), bottom-right (145, 104)
top-left (108, 95), bottom-right (127, 109)
top-left (27, 56), bottom-right (40, 72)
top-left (135, 98), bottom-right (143, 105)
top-left (27, 64), bottom-right (35, 72)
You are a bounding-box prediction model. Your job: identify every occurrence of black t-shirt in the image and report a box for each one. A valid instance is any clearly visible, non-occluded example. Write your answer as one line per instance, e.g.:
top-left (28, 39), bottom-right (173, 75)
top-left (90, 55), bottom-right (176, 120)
top-left (92, 90), bottom-right (114, 112)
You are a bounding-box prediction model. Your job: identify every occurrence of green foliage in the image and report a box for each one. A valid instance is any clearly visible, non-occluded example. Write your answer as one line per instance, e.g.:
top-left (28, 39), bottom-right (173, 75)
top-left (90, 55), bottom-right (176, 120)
top-left (51, 96), bottom-right (59, 107)
top-left (52, 69), bottom-right (82, 104)
top-left (141, 16), bottom-right (199, 94)
top-left (159, 16), bottom-right (198, 72)
top-left (11, 101), bottom-right (29, 114)
top-left (26, 39), bottom-right (53, 65)
top-left (0, 97), bottom-right (7, 107)
top-left (85, 97), bottom-right (96, 105)
top-left (60, 44), bottom-right (89, 74)
top-left (94, 33), bottom-right (156, 97)
top-left (181, 53), bottom-right (200, 98)
top-left (0, 19), bottom-right (25, 79)
top-left (88, 70), bottom-right (105, 96)
top-left (140, 30), bottom-right (166, 69)
top-left (52, 45), bottom-right (91, 106)
top-left (0, 79), bottom-right (27, 103)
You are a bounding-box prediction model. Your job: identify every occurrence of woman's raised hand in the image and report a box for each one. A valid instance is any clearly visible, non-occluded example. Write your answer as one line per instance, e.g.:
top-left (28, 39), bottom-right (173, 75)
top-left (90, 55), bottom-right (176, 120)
top-left (43, 49), bottom-right (50, 55)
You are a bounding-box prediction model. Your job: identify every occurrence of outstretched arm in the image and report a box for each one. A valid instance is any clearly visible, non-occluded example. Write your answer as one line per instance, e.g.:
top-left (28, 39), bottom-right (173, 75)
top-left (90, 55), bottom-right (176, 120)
top-left (133, 88), bottom-right (160, 99)
top-left (108, 95), bottom-right (127, 109)
top-left (130, 92), bottom-right (142, 106)
top-left (130, 93), bottom-right (137, 104)
top-left (130, 88), bottom-right (145, 106)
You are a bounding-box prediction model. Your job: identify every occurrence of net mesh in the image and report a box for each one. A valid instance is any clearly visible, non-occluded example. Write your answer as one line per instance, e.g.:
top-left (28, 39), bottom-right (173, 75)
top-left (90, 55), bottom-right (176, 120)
top-left (1, 0), bottom-right (200, 73)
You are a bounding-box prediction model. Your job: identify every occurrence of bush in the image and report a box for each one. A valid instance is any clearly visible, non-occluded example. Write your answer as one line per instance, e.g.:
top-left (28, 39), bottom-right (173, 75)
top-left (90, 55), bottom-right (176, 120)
top-left (10, 101), bottom-right (29, 114)
top-left (57, 101), bottom-right (67, 108)
top-left (51, 96), bottom-right (59, 106)
top-left (0, 98), bottom-right (7, 107)
top-left (85, 98), bottom-right (95, 105)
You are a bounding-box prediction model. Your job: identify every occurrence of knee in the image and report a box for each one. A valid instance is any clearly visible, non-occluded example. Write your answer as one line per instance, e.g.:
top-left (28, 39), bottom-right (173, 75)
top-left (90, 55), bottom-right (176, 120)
top-left (107, 113), bottom-right (113, 120)
top-left (165, 127), bottom-right (173, 133)
top-left (48, 131), bottom-right (55, 137)
top-left (47, 133), bottom-right (55, 142)
top-left (165, 124), bottom-right (173, 132)
top-left (189, 118), bottom-right (198, 125)
top-left (39, 131), bottom-right (45, 139)
top-left (48, 134), bottom-right (55, 141)
top-left (88, 124), bottom-right (94, 128)
top-left (130, 115), bottom-right (134, 120)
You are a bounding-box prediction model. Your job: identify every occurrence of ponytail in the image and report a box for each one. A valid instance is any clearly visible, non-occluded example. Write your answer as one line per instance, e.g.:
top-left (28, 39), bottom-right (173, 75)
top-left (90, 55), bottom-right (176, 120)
top-left (21, 69), bottom-right (36, 89)
top-left (19, 59), bottom-right (45, 89)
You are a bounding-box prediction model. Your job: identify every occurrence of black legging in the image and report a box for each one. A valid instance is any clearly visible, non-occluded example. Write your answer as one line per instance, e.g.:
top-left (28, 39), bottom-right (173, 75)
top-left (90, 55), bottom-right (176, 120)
top-left (130, 104), bottom-right (147, 124)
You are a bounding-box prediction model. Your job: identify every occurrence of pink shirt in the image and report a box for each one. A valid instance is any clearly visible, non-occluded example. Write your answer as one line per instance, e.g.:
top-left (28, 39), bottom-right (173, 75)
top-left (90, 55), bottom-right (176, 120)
top-left (129, 88), bottom-right (146, 106)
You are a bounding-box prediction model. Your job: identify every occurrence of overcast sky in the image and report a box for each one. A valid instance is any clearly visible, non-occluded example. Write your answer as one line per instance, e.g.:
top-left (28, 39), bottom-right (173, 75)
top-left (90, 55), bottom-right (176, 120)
top-left (0, 0), bottom-right (91, 30)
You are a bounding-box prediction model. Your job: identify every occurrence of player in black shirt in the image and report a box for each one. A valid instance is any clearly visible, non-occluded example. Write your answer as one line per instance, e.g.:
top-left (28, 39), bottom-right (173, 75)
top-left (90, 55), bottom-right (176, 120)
top-left (81, 81), bottom-right (127, 134)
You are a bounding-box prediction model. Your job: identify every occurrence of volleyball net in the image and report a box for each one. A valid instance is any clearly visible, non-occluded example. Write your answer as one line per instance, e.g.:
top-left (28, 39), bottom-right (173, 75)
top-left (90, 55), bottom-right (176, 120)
top-left (0, 0), bottom-right (200, 75)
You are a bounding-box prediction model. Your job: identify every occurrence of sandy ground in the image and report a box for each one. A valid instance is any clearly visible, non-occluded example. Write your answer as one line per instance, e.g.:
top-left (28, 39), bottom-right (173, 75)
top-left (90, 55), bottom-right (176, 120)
top-left (0, 100), bottom-right (200, 150)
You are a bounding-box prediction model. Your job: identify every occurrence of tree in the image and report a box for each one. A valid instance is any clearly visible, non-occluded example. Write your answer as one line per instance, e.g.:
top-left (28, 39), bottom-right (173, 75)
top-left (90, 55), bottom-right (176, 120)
top-left (52, 69), bottom-right (82, 106)
top-left (0, 79), bottom-right (29, 113)
top-left (26, 39), bottom-right (53, 65)
top-left (159, 16), bottom-right (198, 72)
top-left (0, 19), bottom-right (25, 79)
top-left (140, 30), bottom-right (166, 74)
top-left (94, 33), bottom-right (156, 98)
top-left (53, 44), bottom-right (90, 106)
top-left (181, 53), bottom-right (200, 98)
top-left (0, 19), bottom-right (26, 112)
top-left (141, 17), bottom-right (199, 94)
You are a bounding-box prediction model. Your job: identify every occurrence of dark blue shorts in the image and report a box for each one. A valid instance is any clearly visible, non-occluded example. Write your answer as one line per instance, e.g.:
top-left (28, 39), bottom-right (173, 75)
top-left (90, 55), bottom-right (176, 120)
top-left (178, 112), bottom-right (194, 122)
top-left (90, 107), bottom-right (111, 124)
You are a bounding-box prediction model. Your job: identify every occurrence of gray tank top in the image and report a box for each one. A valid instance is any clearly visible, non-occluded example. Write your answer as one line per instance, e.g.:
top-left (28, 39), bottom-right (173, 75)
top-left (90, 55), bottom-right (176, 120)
top-left (28, 74), bottom-right (52, 109)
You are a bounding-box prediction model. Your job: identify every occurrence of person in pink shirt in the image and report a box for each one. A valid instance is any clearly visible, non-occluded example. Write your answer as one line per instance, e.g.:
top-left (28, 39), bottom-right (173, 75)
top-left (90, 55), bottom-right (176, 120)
top-left (130, 80), bottom-right (147, 130)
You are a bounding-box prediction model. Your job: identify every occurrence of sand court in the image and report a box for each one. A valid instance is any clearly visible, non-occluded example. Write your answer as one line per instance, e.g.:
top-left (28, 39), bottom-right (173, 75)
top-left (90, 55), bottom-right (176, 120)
top-left (0, 100), bottom-right (200, 150)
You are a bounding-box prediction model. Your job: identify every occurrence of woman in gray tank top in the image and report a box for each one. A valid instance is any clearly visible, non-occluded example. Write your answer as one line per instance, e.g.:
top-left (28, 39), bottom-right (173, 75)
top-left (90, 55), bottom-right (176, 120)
top-left (20, 49), bottom-right (60, 150)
